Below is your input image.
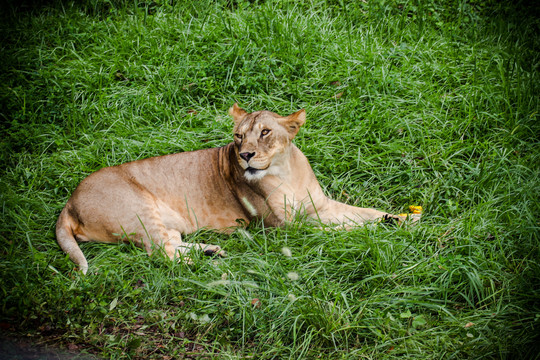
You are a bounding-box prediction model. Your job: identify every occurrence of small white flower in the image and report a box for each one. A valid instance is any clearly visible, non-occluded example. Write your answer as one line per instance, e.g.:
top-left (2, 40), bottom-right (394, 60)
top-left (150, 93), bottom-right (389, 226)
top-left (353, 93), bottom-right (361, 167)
top-left (281, 247), bottom-right (292, 257)
top-left (237, 228), bottom-right (253, 240)
top-left (287, 271), bottom-right (299, 281)
top-left (241, 197), bottom-right (258, 217)
top-left (287, 293), bottom-right (297, 302)
top-left (207, 280), bottom-right (230, 287)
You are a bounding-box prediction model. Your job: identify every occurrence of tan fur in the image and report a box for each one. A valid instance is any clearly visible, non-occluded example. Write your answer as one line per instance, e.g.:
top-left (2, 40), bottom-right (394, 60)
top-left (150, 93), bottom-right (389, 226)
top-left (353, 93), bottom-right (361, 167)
top-left (56, 104), bottom-right (403, 274)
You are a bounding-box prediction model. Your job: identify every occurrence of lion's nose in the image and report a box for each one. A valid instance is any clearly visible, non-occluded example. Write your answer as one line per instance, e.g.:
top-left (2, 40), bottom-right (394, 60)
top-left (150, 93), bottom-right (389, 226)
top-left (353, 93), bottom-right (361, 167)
top-left (239, 152), bottom-right (255, 162)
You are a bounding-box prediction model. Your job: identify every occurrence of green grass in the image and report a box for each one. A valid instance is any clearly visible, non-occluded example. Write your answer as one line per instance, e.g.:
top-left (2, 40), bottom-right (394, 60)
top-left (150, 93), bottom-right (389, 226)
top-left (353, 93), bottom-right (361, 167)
top-left (1, 0), bottom-right (539, 358)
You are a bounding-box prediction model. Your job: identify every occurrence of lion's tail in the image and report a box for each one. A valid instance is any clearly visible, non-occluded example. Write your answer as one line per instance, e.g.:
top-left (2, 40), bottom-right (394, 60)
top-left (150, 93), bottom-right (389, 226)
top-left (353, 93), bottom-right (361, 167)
top-left (56, 206), bottom-right (88, 274)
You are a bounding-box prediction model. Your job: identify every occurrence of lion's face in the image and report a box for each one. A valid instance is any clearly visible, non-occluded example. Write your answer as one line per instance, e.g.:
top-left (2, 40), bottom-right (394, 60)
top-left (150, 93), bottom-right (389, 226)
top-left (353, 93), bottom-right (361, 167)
top-left (229, 104), bottom-right (306, 181)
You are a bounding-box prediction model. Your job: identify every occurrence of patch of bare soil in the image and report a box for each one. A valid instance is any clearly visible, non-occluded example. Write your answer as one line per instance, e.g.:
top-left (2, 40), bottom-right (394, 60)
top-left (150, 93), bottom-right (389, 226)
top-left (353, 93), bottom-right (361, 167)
top-left (0, 334), bottom-right (98, 360)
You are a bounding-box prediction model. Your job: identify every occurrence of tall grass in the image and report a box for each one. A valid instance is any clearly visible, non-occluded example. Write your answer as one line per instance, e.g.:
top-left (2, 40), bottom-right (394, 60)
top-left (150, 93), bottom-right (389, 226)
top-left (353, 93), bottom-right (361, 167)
top-left (1, 0), bottom-right (538, 358)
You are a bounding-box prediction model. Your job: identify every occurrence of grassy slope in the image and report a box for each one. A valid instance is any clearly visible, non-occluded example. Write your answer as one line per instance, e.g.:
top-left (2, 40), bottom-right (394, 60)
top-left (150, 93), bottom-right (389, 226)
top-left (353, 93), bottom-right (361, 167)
top-left (1, 0), bottom-right (539, 358)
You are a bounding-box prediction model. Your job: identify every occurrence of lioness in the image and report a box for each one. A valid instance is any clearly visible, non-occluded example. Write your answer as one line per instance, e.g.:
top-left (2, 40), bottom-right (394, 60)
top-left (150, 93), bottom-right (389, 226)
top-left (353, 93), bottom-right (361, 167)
top-left (57, 104), bottom-right (403, 274)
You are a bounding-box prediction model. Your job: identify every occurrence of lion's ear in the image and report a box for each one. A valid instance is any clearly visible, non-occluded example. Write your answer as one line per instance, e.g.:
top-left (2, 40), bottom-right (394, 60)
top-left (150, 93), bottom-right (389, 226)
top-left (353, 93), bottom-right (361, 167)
top-left (229, 103), bottom-right (247, 125)
top-left (280, 109), bottom-right (306, 139)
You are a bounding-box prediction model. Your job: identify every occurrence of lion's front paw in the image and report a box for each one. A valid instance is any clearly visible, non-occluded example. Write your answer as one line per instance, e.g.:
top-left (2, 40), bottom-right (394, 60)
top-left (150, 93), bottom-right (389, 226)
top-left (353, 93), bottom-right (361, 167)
top-left (382, 212), bottom-right (421, 226)
top-left (381, 213), bottom-right (403, 225)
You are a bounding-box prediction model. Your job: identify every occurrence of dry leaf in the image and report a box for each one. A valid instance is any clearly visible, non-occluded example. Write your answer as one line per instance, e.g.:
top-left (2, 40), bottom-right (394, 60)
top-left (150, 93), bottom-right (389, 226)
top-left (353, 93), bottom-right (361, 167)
top-left (114, 71), bottom-right (128, 81)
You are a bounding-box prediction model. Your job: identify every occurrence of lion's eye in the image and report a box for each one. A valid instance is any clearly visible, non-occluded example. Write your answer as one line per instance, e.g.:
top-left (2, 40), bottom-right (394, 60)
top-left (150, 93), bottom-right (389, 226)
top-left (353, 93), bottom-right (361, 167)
top-left (261, 129), bottom-right (271, 137)
top-left (234, 133), bottom-right (243, 140)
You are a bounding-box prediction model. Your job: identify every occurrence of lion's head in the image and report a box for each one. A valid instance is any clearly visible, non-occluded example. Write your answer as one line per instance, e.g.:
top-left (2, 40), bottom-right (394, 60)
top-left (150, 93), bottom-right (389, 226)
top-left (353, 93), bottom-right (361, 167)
top-left (229, 103), bottom-right (306, 181)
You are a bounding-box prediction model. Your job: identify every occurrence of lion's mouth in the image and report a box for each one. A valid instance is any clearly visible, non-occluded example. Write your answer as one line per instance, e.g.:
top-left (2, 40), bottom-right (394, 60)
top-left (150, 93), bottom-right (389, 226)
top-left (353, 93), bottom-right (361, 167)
top-left (246, 167), bottom-right (260, 175)
top-left (245, 165), bottom-right (271, 174)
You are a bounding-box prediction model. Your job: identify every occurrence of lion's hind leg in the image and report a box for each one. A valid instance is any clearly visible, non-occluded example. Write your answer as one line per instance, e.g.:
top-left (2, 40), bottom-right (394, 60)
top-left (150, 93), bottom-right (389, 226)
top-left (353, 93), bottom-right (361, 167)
top-left (158, 228), bottom-right (226, 264)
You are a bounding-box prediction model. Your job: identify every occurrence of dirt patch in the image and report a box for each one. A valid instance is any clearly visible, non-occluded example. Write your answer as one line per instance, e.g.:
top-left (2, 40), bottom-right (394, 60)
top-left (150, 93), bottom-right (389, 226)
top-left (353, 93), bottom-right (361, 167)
top-left (0, 335), bottom-right (98, 360)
